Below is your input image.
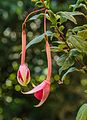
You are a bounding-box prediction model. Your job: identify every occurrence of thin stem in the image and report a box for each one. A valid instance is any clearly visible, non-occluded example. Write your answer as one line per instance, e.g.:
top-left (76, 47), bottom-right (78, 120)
top-left (44, 10), bottom-right (47, 35)
top-left (23, 8), bottom-right (45, 25)
top-left (75, 58), bottom-right (87, 73)
top-left (21, 24), bottom-right (26, 65)
top-left (41, 0), bottom-right (44, 3)
top-left (46, 40), bottom-right (52, 80)
top-left (21, 8), bottom-right (45, 64)
top-left (56, 27), bottom-right (70, 49)
top-left (77, 69), bottom-right (87, 74)
top-left (41, 0), bottom-right (46, 8)
top-left (44, 10), bottom-right (52, 81)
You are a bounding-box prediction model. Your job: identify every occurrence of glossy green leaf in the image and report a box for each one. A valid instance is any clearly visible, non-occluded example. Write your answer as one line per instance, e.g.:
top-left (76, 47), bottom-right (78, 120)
top-left (57, 54), bottom-right (75, 75)
top-left (59, 57), bottom-right (74, 75)
top-left (47, 10), bottom-right (58, 26)
top-left (61, 67), bottom-right (76, 81)
top-left (26, 31), bottom-right (53, 49)
top-left (69, 49), bottom-right (80, 57)
top-left (77, 3), bottom-right (87, 10)
top-left (57, 54), bottom-right (67, 66)
top-left (57, 12), bottom-right (84, 24)
top-left (70, 0), bottom-right (87, 11)
top-left (67, 35), bottom-right (87, 53)
top-left (51, 44), bottom-right (66, 52)
top-left (72, 25), bottom-right (87, 32)
top-left (77, 30), bottom-right (87, 40)
top-left (76, 104), bottom-right (87, 120)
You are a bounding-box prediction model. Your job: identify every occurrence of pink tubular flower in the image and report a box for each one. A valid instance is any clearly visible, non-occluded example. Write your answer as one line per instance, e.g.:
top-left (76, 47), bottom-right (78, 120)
top-left (17, 25), bottom-right (30, 86)
top-left (22, 40), bottom-right (52, 107)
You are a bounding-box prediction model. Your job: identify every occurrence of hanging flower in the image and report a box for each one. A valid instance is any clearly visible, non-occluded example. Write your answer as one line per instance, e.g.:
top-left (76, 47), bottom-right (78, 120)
top-left (22, 40), bottom-right (52, 107)
top-left (17, 24), bottom-right (30, 86)
top-left (22, 80), bottom-right (50, 107)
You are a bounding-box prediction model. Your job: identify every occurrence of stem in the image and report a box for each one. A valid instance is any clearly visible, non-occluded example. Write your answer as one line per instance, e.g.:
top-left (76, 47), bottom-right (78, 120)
top-left (46, 40), bottom-right (52, 80)
top-left (56, 27), bottom-right (70, 50)
top-left (41, 0), bottom-right (44, 3)
top-left (75, 58), bottom-right (87, 74)
top-left (21, 24), bottom-right (26, 65)
top-left (44, 10), bottom-right (52, 81)
top-left (77, 69), bottom-right (87, 74)
top-left (23, 8), bottom-right (45, 25)
top-left (41, 0), bottom-right (46, 8)
top-left (21, 8), bottom-right (45, 64)
top-left (44, 10), bottom-right (47, 35)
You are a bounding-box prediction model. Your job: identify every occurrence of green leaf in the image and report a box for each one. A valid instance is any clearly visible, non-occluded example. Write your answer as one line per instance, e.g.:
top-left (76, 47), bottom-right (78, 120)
top-left (59, 57), bottom-right (74, 75)
top-left (77, 30), bottom-right (87, 40)
top-left (77, 3), bottom-right (87, 10)
top-left (72, 25), bottom-right (87, 32)
top-left (60, 17), bottom-right (67, 24)
top-left (67, 35), bottom-right (87, 53)
top-left (69, 49), bottom-right (80, 57)
top-left (59, 25), bottom-right (65, 32)
top-left (57, 54), bottom-right (75, 75)
top-left (70, 0), bottom-right (87, 11)
top-left (57, 54), bottom-right (67, 66)
top-left (61, 67), bottom-right (76, 81)
top-left (57, 12), bottom-right (76, 24)
top-left (51, 43), bottom-right (67, 52)
top-left (47, 10), bottom-right (58, 26)
top-left (29, 13), bottom-right (44, 21)
top-left (26, 31), bottom-right (53, 49)
top-left (68, 12), bottom-right (85, 16)
top-left (50, 46), bottom-right (60, 52)
top-left (76, 104), bottom-right (87, 120)
top-left (76, 0), bottom-right (86, 4)
top-left (57, 12), bottom-right (84, 24)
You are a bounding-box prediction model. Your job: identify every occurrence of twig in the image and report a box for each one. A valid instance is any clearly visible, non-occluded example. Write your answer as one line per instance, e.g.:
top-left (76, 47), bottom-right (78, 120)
top-left (56, 27), bottom-right (70, 49)
top-left (22, 7), bottom-right (45, 28)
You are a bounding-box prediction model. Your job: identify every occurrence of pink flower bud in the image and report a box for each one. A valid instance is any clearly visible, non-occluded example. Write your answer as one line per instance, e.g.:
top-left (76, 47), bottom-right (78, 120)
top-left (17, 64), bottom-right (30, 86)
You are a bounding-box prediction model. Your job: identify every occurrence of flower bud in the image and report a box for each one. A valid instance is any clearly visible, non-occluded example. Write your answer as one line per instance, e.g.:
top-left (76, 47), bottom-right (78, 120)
top-left (17, 64), bottom-right (30, 86)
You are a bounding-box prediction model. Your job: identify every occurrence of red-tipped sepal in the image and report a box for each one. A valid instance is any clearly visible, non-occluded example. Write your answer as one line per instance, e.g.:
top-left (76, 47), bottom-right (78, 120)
top-left (17, 64), bottom-right (30, 86)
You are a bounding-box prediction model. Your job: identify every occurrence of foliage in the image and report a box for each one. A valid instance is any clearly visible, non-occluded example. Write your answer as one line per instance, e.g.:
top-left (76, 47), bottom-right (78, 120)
top-left (27, 0), bottom-right (87, 84)
top-left (76, 104), bottom-right (87, 120)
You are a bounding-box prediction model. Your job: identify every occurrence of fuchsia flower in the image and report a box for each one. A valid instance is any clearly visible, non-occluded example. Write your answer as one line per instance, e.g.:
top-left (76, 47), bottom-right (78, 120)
top-left (17, 10), bottom-right (52, 107)
top-left (22, 40), bottom-right (52, 107)
top-left (17, 25), bottom-right (30, 86)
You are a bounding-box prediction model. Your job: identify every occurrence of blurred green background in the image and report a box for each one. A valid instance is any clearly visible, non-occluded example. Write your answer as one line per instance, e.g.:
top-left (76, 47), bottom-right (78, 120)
top-left (0, 0), bottom-right (87, 120)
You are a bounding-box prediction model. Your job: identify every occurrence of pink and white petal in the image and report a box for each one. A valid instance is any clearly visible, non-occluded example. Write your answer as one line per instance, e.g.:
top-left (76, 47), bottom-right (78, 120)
top-left (34, 83), bottom-right (50, 107)
top-left (22, 80), bottom-right (47, 94)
